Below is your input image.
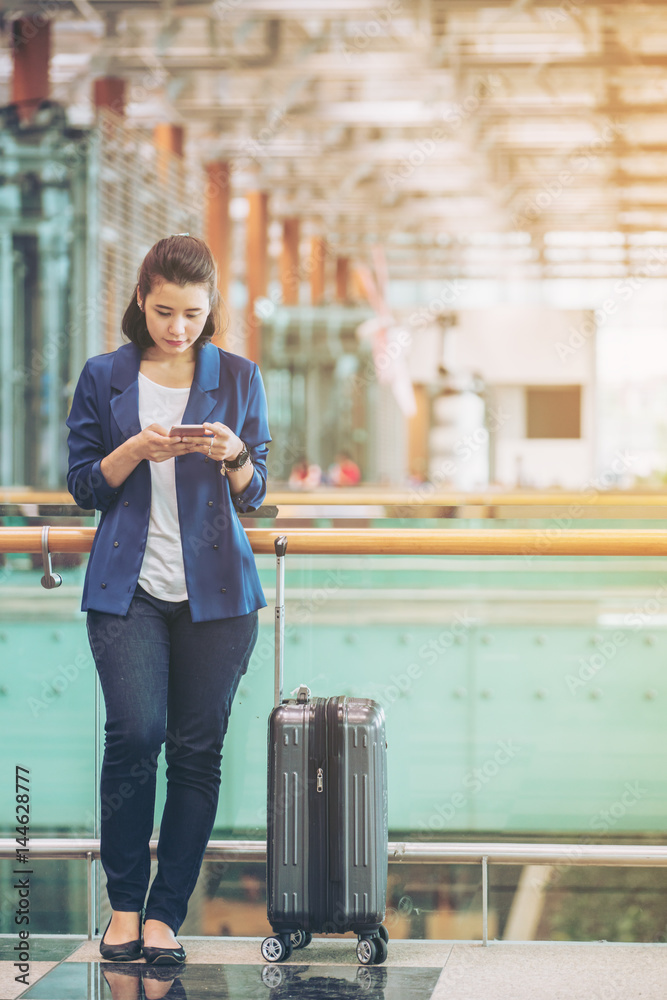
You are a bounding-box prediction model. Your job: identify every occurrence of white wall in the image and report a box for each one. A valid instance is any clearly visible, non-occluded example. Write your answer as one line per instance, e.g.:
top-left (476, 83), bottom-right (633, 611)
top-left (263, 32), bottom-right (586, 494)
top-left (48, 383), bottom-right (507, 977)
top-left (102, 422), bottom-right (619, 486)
top-left (451, 307), bottom-right (593, 384)
top-left (407, 307), bottom-right (596, 488)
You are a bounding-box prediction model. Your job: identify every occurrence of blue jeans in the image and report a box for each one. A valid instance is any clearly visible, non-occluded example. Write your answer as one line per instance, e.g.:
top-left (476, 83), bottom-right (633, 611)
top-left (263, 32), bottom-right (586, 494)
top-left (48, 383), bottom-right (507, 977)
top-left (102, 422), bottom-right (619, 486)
top-left (86, 583), bottom-right (258, 934)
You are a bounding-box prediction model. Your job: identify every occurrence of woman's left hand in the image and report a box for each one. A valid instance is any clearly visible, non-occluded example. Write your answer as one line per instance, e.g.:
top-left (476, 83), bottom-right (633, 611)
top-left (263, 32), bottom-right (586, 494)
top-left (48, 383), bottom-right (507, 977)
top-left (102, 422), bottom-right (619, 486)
top-left (182, 422), bottom-right (244, 463)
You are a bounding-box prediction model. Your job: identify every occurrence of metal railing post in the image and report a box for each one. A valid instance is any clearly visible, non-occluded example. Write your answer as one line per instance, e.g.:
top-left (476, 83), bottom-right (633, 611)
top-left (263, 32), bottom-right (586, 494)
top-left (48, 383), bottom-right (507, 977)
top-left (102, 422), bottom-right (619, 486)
top-left (86, 851), bottom-right (93, 940)
top-left (92, 508), bottom-right (101, 938)
top-left (482, 855), bottom-right (488, 946)
top-left (93, 654), bottom-right (100, 937)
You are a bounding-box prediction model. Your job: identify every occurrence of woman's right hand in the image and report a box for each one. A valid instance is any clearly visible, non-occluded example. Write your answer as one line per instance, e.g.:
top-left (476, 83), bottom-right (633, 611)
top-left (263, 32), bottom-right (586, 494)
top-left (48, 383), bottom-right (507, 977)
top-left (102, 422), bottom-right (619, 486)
top-left (131, 424), bottom-right (195, 463)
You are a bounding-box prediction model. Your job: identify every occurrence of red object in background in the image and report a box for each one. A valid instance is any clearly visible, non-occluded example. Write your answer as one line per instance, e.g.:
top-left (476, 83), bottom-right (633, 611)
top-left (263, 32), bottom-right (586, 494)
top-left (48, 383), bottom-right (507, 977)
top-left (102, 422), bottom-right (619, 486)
top-left (329, 456), bottom-right (361, 487)
top-left (288, 461), bottom-right (322, 490)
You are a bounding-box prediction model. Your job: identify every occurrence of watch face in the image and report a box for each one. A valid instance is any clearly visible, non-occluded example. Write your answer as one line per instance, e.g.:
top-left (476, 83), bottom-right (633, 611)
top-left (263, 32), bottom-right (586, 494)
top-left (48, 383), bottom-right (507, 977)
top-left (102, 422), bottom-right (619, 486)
top-left (227, 444), bottom-right (249, 469)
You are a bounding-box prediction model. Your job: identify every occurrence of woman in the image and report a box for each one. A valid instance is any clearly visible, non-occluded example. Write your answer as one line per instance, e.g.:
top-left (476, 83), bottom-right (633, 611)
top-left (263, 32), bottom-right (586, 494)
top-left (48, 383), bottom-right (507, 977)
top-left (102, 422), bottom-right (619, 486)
top-left (66, 235), bottom-right (270, 964)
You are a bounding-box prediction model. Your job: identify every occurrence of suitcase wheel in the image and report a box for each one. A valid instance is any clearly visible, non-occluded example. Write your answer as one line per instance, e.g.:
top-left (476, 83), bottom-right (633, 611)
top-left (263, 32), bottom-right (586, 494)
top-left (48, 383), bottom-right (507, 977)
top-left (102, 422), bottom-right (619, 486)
top-left (356, 933), bottom-right (388, 966)
top-left (261, 965), bottom-right (285, 987)
top-left (291, 930), bottom-right (312, 950)
top-left (373, 936), bottom-right (388, 965)
top-left (261, 935), bottom-right (292, 963)
top-left (378, 924), bottom-right (389, 944)
top-left (356, 937), bottom-right (377, 965)
top-left (357, 966), bottom-right (388, 989)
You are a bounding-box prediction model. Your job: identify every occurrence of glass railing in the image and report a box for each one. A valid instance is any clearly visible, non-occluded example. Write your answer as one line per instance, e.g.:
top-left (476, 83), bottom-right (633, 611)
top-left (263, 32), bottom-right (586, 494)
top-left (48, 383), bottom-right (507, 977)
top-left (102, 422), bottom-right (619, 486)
top-left (2, 492), bottom-right (667, 944)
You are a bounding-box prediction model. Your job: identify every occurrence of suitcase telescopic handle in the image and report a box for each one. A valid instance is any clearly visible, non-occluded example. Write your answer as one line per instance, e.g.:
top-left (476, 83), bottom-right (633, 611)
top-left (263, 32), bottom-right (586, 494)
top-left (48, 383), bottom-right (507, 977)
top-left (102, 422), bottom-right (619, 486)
top-left (274, 535), bottom-right (287, 708)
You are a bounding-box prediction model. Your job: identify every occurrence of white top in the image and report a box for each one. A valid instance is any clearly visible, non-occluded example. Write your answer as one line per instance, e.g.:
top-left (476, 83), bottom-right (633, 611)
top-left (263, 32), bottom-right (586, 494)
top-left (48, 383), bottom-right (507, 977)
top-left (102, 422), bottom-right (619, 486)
top-left (136, 371), bottom-right (191, 601)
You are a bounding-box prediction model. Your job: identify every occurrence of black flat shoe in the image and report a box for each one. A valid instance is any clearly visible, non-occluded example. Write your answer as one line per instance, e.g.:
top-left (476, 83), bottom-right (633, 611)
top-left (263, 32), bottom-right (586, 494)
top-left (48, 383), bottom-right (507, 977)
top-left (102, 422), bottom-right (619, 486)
top-left (99, 912), bottom-right (143, 962)
top-left (142, 944), bottom-right (186, 966)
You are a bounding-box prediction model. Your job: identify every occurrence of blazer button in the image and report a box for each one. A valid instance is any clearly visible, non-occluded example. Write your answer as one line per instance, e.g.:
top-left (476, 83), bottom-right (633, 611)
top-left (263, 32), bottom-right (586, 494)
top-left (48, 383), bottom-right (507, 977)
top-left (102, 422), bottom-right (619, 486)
top-left (123, 501), bottom-right (129, 507)
top-left (113, 541), bottom-right (119, 547)
top-left (208, 500), bottom-right (213, 507)
top-left (204, 457), bottom-right (209, 463)
top-left (213, 544), bottom-right (219, 550)
top-left (220, 588), bottom-right (227, 593)
top-left (101, 583), bottom-right (107, 589)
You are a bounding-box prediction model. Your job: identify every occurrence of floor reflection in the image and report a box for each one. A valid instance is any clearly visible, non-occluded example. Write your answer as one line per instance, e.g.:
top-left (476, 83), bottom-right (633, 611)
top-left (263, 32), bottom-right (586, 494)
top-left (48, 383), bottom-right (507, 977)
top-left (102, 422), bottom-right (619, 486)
top-left (102, 964), bottom-right (187, 1000)
top-left (0, 935), bottom-right (82, 961)
top-left (20, 962), bottom-right (442, 1000)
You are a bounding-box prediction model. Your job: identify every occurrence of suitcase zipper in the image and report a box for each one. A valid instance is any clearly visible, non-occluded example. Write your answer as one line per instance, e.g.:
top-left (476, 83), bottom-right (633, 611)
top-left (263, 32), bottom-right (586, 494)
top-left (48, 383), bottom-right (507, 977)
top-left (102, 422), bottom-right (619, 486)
top-left (309, 700), bottom-right (329, 931)
top-left (327, 698), bottom-right (344, 890)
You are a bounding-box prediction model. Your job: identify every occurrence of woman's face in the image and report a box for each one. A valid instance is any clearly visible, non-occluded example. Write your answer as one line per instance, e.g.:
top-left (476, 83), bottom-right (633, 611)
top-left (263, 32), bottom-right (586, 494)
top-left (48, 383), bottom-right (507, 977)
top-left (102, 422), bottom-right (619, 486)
top-left (138, 280), bottom-right (210, 360)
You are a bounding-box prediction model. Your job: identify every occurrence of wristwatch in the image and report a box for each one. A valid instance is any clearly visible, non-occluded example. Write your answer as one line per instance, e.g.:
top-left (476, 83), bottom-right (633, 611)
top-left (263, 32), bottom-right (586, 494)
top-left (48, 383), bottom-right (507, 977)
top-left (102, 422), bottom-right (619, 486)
top-left (224, 442), bottom-right (251, 472)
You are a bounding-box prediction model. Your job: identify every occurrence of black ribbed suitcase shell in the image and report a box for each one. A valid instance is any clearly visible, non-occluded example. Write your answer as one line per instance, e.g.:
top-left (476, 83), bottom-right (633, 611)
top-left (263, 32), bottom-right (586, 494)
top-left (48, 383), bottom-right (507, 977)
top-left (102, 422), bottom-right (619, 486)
top-left (261, 538), bottom-right (389, 966)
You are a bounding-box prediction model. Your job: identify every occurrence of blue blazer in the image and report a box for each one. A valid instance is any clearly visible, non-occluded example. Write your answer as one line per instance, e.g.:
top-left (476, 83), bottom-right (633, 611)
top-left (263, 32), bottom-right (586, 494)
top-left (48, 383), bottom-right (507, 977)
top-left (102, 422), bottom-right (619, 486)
top-left (66, 341), bottom-right (271, 622)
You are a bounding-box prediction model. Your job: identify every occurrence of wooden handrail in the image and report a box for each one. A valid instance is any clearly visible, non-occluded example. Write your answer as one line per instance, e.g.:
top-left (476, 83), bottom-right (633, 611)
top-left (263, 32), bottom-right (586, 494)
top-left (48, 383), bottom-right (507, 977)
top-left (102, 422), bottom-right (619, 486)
top-left (0, 491), bottom-right (75, 503)
top-left (268, 491), bottom-right (667, 507)
top-left (2, 526), bottom-right (667, 556)
top-left (3, 488), bottom-right (667, 507)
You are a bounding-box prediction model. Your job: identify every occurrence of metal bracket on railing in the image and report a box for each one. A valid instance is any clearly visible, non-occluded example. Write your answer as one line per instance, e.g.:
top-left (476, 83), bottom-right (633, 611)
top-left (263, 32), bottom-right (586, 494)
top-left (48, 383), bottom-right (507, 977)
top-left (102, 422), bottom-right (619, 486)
top-left (40, 526), bottom-right (62, 589)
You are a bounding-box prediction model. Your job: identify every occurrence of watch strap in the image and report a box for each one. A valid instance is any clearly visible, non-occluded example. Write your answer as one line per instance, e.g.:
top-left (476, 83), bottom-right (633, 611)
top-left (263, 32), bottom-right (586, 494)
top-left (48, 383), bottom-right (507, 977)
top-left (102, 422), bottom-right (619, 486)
top-left (224, 442), bottom-right (251, 471)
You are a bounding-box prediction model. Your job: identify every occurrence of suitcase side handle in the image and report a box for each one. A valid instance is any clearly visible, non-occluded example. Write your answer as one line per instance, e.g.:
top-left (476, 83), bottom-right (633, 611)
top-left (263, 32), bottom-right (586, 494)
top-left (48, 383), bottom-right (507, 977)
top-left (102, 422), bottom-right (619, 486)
top-left (274, 535), bottom-right (288, 708)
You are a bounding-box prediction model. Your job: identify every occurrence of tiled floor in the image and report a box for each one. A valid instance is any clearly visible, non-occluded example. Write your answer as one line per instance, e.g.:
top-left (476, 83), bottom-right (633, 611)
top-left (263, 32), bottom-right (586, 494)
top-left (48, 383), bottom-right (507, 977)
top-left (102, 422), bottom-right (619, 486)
top-left (1, 936), bottom-right (667, 1000)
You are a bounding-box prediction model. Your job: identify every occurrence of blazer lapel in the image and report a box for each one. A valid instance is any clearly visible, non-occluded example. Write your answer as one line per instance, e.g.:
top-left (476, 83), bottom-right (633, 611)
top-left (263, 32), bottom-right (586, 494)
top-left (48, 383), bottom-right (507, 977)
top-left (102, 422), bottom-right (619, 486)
top-left (181, 342), bottom-right (220, 426)
top-left (109, 340), bottom-right (221, 444)
top-left (109, 343), bottom-right (142, 442)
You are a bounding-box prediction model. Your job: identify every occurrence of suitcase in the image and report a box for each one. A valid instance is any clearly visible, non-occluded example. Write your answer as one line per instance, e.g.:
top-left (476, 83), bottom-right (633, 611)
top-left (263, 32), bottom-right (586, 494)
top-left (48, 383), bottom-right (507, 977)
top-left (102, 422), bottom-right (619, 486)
top-left (261, 536), bottom-right (389, 966)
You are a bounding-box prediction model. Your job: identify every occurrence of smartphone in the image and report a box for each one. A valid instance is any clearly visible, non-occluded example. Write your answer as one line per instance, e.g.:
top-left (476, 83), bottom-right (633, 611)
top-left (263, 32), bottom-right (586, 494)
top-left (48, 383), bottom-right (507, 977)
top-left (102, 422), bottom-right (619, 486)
top-left (169, 424), bottom-right (214, 437)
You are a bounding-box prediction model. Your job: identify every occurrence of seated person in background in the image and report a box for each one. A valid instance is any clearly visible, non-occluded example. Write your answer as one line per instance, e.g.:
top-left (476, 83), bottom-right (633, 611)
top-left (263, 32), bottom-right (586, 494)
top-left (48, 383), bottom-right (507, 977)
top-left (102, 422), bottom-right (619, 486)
top-left (328, 451), bottom-right (361, 487)
top-left (288, 457), bottom-right (322, 490)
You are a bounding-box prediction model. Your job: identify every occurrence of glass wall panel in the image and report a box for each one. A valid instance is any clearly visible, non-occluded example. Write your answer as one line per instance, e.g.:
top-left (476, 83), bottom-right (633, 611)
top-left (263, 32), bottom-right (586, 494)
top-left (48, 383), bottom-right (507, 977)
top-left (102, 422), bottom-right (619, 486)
top-left (3, 508), bottom-right (667, 938)
top-left (0, 860), bottom-right (89, 935)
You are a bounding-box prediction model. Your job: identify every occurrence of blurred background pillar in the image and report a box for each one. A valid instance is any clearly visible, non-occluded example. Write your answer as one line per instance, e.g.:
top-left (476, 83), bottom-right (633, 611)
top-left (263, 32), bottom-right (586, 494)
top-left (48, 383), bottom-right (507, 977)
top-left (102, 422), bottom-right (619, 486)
top-left (245, 190), bottom-right (268, 363)
top-left (205, 161), bottom-right (231, 345)
top-left (281, 218), bottom-right (300, 305)
top-left (11, 16), bottom-right (51, 122)
top-left (153, 124), bottom-right (185, 240)
top-left (310, 237), bottom-right (326, 306)
top-left (407, 386), bottom-right (430, 482)
top-left (93, 76), bottom-right (126, 355)
top-left (153, 123), bottom-right (184, 158)
top-left (335, 256), bottom-right (350, 304)
top-left (93, 76), bottom-right (126, 116)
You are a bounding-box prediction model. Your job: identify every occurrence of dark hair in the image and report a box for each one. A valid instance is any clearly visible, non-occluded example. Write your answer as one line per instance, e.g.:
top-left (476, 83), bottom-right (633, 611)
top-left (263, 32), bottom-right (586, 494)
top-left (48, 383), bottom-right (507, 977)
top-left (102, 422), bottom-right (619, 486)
top-left (121, 235), bottom-right (226, 351)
